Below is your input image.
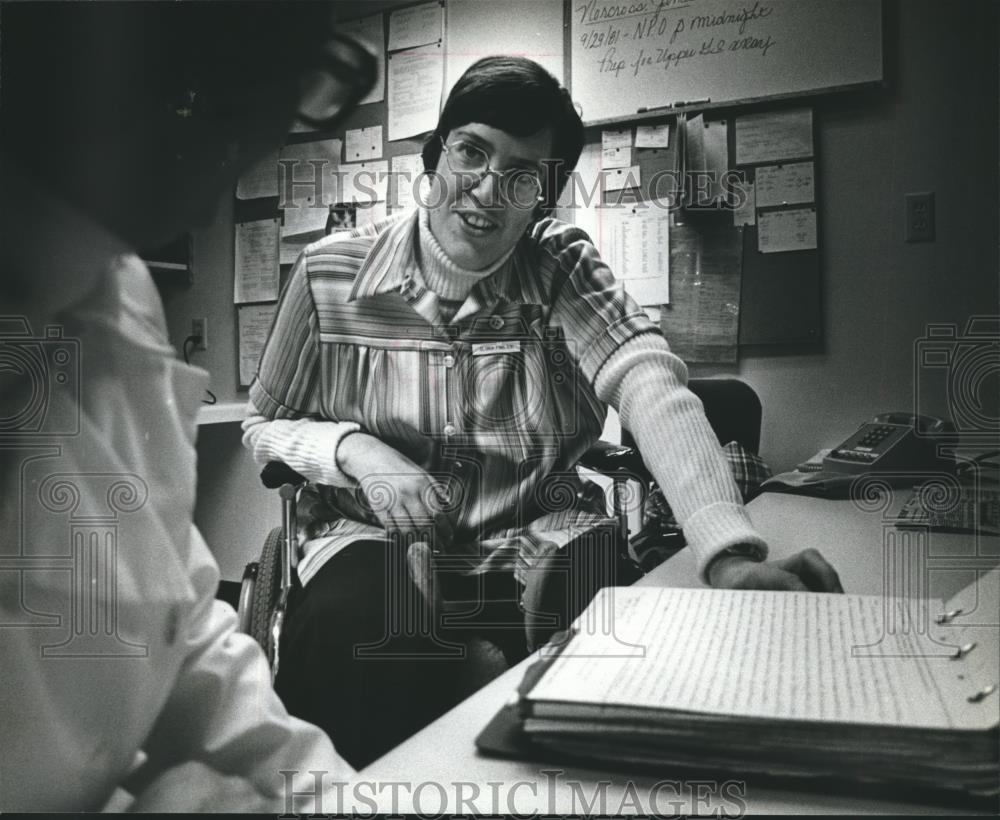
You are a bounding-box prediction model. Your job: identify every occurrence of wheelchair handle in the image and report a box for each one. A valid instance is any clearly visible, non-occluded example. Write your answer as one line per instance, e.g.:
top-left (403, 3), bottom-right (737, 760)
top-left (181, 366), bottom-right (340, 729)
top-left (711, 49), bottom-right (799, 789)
top-left (260, 461), bottom-right (307, 489)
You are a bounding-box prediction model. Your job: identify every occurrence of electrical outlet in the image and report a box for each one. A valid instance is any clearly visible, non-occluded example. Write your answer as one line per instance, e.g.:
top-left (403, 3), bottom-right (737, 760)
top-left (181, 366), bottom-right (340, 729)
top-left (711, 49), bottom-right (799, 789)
top-left (191, 318), bottom-right (208, 351)
top-left (905, 192), bottom-right (935, 243)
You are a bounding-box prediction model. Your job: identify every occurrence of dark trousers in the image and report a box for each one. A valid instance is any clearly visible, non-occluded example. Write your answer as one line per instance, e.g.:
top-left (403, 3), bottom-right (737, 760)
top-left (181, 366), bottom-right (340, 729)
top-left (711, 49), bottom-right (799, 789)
top-left (274, 528), bottom-right (636, 768)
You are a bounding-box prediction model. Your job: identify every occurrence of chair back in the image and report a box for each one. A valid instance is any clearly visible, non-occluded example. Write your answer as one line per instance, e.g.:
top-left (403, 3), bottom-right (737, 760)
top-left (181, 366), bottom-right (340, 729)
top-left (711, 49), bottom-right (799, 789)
top-left (688, 377), bottom-right (762, 454)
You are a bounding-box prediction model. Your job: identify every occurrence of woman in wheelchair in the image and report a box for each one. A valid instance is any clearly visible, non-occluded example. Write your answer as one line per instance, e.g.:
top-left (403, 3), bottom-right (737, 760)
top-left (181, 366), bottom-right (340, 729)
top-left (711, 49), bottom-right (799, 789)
top-left (243, 56), bottom-right (842, 768)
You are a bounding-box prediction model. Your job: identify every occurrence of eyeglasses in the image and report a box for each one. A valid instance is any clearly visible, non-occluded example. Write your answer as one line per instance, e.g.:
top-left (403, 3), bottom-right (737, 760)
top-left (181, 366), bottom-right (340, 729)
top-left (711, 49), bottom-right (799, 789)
top-left (439, 137), bottom-right (544, 207)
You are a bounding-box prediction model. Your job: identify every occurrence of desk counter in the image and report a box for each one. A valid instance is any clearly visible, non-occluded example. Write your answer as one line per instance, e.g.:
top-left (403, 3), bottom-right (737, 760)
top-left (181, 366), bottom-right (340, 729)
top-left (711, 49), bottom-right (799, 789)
top-left (356, 490), bottom-right (999, 815)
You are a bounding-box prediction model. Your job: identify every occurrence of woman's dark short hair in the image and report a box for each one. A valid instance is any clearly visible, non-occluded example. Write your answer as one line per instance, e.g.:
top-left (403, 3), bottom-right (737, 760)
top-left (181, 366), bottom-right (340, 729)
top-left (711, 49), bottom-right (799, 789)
top-left (421, 56), bottom-right (584, 213)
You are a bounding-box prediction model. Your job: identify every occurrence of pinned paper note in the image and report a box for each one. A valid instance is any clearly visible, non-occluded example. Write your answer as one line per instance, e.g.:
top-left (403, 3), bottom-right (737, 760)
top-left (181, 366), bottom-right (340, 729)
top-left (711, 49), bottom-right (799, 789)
top-left (238, 304), bottom-right (278, 387)
top-left (326, 203), bottom-right (357, 234)
top-left (732, 182), bottom-right (756, 227)
top-left (601, 146), bottom-right (632, 169)
top-left (341, 160), bottom-right (390, 203)
top-left (603, 165), bottom-right (641, 193)
top-left (758, 207), bottom-right (817, 253)
top-left (735, 108), bottom-right (813, 165)
top-left (345, 126), bottom-right (383, 162)
top-left (387, 44), bottom-right (443, 141)
top-left (598, 204), bottom-right (670, 306)
top-left (234, 219), bottom-right (280, 303)
top-left (601, 129), bottom-right (632, 151)
top-left (278, 139), bottom-right (342, 263)
top-left (388, 1), bottom-right (442, 50)
top-left (339, 14), bottom-right (386, 105)
top-left (635, 124), bottom-right (670, 149)
top-left (391, 153), bottom-right (425, 212)
top-left (279, 205), bottom-right (327, 264)
top-left (278, 139), bottom-right (341, 207)
top-left (755, 162), bottom-right (815, 208)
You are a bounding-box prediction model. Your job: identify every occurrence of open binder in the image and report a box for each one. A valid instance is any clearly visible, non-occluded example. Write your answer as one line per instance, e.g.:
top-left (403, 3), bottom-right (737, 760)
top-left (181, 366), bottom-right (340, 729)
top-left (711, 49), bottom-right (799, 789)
top-left (488, 568), bottom-right (999, 796)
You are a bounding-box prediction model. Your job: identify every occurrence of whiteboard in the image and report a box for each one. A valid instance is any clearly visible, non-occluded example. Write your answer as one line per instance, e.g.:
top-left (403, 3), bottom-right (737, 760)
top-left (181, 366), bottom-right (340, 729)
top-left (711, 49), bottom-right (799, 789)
top-left (570, 0), bottom-right (883, 123)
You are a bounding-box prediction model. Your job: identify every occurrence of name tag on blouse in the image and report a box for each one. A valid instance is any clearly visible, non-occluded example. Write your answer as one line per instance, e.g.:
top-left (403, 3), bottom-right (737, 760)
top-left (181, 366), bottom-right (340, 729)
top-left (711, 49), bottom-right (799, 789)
top-left (472, 341), bottom-right (521, 356)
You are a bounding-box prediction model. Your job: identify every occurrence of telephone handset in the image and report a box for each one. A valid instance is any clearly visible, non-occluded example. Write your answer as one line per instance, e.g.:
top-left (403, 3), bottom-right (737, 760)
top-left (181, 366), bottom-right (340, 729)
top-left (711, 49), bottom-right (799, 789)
top-left (822, 413), bottom-right (956, 475)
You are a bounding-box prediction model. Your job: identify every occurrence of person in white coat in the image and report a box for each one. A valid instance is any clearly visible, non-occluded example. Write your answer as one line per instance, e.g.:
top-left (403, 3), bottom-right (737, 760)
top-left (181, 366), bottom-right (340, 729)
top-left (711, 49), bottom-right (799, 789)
top-left (0, 3), bottom-right (375, 812)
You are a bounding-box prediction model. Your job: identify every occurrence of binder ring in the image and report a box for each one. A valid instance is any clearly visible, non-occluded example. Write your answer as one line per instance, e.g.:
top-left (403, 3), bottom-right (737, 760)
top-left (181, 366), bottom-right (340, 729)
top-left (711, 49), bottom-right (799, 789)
top-left (934, 608), bottom-right (963, 624)
top-left (950, 641), bottom-right (977, 660)
top-left (967, 683), bottom-right (997, 703)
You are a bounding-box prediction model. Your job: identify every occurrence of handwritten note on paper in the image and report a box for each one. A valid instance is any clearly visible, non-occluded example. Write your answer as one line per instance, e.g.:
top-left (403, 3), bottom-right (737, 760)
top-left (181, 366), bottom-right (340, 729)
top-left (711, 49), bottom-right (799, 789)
top-left (601, 146), bottom-right (632, 169)
top-left (735, 109), bottom-right (813, 165)
top-left (598, 205), bottom-right (670, 306)
top-left (339, 14), bottom-right (386, 105)
top-left (238, 304), bottom-right (278, 388)
top-left (602, 129), bottom-right (632, 151)
top-left (237, 150), bottom-right (279, 200)
top-left (388, 1), bottom-right (442, 51)
top-left (279, 205), bottom-right (327, 265)
top-left (234, 219), bottom-right (280, 304)
top-left (387, 44), bottom-right (443, 141)
top-left (390, 153), bottom-right (424, 212)
top-left (758, 207), bottom-right (817, 253)
top-left (636, 124), bottom-right (670, 148)
top-left (527, 585), bottom-right (963, 729)
top-left (754, 162), bottom-right (815, 207)
top-left (603, 165), bottom-right (641, 193)
top-left (345, 126), bottom-right (383, 162)
top-left (277, 139), bottom-right (342, 263)
top-left (278, 139), bottom-right (341, 206)
top-left (732, 182), bottom-right (756, 227)
top-left (341, 160), bottom-right (390, 204)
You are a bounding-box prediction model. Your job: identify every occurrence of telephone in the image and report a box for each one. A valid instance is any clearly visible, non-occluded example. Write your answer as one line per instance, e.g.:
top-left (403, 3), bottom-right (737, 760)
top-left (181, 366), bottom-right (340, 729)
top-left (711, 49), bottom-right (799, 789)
top-left (822, 413), bottom-right (956, 475)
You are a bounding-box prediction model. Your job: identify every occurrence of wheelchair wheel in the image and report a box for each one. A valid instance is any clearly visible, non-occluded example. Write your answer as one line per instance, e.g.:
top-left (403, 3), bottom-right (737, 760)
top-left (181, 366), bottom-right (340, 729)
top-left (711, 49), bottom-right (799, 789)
top-left (249, 526), bottom-right (284, 660)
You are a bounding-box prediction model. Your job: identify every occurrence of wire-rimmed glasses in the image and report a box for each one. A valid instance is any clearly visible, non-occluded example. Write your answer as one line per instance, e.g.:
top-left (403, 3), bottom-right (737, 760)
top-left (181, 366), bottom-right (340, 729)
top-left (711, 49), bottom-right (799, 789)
top-left (439, 137), bottom-right (545, 208)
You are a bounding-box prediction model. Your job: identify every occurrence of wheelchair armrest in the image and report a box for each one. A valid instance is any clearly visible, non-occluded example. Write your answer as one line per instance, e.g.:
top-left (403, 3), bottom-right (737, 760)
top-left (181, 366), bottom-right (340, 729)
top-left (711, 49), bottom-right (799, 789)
top-left (578, 440), bottom-right (651, 483)
top-left (260, 461), bottom-right (307, 489)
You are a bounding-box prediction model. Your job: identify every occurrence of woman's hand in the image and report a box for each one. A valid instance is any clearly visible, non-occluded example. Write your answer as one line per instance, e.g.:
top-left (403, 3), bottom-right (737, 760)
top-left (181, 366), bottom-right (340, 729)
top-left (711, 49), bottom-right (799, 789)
top-left (338, 432), bottom-right (454, 550)
top-left (708, 548), bottom-right (844, 592)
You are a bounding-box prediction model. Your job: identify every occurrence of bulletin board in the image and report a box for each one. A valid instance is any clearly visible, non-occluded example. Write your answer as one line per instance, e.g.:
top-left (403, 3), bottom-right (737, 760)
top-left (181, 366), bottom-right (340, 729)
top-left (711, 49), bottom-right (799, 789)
top-left (569, 0), bottom-right (884, 125)
top-left (230, 0), bottom-right (889, 385)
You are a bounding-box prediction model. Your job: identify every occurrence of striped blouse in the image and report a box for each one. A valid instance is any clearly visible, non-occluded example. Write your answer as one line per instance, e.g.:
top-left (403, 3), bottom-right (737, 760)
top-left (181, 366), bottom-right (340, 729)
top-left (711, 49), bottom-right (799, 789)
top-left (244, 208), bottom-right (765, 586)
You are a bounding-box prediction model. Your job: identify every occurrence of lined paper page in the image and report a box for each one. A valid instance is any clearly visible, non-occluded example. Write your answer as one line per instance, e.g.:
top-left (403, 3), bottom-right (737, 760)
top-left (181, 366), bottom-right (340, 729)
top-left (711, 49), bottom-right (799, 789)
top-left (528, 586), bottom-right (995, 731)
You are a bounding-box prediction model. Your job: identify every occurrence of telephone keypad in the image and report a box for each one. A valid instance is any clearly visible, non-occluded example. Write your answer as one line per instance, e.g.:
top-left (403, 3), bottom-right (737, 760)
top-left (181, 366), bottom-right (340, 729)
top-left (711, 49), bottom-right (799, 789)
top-left (857, 425), bottom-right (894, 448)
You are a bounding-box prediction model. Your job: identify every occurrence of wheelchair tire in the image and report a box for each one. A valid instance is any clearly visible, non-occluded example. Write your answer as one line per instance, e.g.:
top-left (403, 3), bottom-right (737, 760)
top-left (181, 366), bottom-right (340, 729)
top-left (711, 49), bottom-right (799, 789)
top-left (249, 526), bottom-right (284, 660)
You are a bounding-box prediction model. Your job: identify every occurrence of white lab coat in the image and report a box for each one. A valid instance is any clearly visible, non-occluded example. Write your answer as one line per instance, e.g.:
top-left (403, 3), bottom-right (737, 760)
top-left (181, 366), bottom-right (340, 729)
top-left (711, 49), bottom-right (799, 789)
top-left (0, 164), bottom-right (353, 811)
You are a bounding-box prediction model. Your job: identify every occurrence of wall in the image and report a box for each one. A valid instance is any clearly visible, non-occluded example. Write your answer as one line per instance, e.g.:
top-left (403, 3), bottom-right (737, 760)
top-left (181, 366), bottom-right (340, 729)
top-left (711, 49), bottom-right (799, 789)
top-left (737, 0), bottom-right (998, 470)
top-left (160, 0), bottom-right (999, 578)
